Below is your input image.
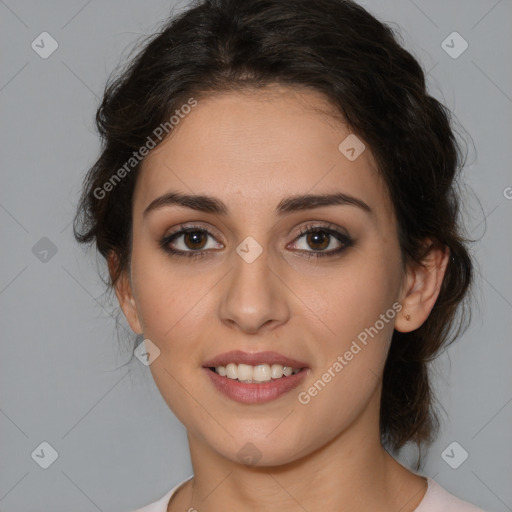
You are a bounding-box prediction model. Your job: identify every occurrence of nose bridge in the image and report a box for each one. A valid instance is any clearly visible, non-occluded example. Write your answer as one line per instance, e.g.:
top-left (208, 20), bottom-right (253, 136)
top-left (218, 236), bottom-right (289, 332)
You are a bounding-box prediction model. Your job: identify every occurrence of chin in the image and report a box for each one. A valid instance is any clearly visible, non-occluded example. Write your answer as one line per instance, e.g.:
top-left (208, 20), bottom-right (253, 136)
top-left (212, 429), bottom-right (311, 467)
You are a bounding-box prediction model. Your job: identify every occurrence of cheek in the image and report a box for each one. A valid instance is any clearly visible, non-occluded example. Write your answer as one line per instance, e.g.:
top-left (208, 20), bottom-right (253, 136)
top-left (130, 249), bottom-right (209, 419)
top-left (292, 245), bottom-right (402, 343)
top-left (293, 266), bottom-right (398, 440)
top-left (129, 243), bottom-right (213, 341)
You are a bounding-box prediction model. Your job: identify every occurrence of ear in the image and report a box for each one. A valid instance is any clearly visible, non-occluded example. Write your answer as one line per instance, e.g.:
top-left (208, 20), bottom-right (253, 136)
top-left (108, 251), bottom-right (143, 335)
top-left (395, 241), bottom-right (450, 333)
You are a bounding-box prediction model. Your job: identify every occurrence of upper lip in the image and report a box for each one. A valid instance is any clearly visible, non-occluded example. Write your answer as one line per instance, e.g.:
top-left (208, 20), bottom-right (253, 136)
top-left (203, 350), bottom-right (309, 369)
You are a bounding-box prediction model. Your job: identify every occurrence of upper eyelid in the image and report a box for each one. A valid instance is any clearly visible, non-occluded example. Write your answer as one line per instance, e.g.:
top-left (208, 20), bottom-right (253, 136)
top-left (166, 224), bottom-right (220, 239)
top-left (297, 222), bottom-right (348, 236)
top-left (291, 225), bottom-right (350, 249)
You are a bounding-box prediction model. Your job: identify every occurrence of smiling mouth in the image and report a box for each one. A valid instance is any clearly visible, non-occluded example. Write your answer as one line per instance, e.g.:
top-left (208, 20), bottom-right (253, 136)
top-left (208, 363), bottom-right (305, 383)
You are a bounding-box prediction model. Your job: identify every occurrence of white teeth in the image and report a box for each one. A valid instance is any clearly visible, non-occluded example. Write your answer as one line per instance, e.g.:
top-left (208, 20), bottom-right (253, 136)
top-left (213, 363), bottom-right (301, 382)
top-left (225, 363), bottom-right (238, 379)
top-left (237, 363), bottom-right (253, 381)
top-left (252, 364), bottom-right (271, 382)
top-left (283, 366), bottom-right (293, 377)
top-left (270, 364), bottom-right (283, 379)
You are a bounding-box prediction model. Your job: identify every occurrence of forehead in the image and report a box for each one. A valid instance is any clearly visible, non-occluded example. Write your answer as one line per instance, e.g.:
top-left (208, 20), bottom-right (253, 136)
top-left (134, 85), bottom-right (394, 223)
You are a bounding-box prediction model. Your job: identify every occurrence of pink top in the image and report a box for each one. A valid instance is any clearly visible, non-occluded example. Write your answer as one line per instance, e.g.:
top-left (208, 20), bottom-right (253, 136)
top-left (132, 475), bottom-right (488, 511)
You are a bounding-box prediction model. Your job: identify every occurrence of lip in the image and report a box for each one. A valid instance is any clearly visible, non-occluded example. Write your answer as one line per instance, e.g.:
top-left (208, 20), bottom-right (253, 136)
top-left (202, 350), bottom-right (309, 369)
top-left (202, 350), bottom-right (310, 405)
top-left (204, 366), bottom-right (310, 404)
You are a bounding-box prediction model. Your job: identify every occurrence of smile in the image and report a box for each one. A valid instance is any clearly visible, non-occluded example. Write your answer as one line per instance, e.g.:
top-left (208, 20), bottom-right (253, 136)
top-left (211, 363), bottom-right (302, 382)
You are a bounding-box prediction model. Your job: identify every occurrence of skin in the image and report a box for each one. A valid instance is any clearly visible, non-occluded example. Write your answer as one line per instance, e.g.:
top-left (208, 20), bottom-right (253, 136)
top-left (112, 84), bottom-right (449, 512)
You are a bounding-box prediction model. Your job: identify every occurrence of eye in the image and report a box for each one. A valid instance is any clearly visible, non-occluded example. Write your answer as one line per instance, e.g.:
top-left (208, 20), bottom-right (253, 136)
top-left (288, 224), bottom-right (353, 258)
top-left (160, 222), bottom-right (353, 260)
top-left (160, 225), bottom-right (223, 259)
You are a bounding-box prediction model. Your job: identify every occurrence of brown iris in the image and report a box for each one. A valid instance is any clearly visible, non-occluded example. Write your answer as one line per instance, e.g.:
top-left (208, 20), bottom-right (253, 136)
top-left (306, 231), bottom-right (330, 251)
top-left (184, 230), bottom-right (208, 250)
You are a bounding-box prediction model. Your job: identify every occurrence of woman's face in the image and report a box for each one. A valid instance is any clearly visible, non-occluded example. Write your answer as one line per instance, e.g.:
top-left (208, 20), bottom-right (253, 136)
top-left (120, 85), bottom-right (410, 465)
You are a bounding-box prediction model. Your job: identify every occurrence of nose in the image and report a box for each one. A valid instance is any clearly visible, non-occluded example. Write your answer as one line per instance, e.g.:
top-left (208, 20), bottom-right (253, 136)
top-left (218, 244), bottom-right (291, 334)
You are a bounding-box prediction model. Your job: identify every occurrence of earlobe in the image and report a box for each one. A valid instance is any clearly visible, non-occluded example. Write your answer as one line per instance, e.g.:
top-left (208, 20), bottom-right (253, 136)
top-left (108, 252), bottom-right (143, 335)
top-left (395, 243), bottom-right (450, 333)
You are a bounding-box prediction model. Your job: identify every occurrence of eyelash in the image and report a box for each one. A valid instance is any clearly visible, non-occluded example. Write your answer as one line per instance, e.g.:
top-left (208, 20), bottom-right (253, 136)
top-left (160, 223), bottom-right (354, 260)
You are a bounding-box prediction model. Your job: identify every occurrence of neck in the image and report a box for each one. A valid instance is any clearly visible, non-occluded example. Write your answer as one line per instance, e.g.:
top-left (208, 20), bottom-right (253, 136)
top-left (173, 394), bottom-right (427, 512)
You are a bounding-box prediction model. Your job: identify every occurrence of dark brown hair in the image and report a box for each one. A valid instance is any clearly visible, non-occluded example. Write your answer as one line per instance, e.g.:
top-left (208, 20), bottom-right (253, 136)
top-left (73, 0), bottom-right (473, 463)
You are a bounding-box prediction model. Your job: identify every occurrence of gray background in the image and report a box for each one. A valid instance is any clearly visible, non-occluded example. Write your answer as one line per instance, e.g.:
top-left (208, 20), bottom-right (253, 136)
top-left (0, 0), bottom-right (511, 511)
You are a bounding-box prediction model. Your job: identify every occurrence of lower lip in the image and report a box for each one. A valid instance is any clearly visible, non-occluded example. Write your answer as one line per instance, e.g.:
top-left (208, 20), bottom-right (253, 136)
top-left (203, 367), bottom-right (309, 404)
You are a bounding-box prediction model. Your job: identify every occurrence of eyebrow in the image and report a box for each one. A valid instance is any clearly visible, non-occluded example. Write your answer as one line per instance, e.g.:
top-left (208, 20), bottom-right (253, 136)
top-left (143, 190), bottom-right (372, 218)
